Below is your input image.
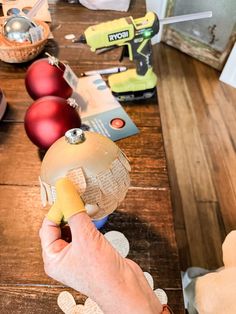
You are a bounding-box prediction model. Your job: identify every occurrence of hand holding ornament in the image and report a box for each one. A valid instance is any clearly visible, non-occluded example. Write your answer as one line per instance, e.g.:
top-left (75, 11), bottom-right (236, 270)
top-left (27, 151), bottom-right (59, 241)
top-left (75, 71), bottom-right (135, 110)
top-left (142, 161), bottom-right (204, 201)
top-left (39, 178), bottom-right (163, 314)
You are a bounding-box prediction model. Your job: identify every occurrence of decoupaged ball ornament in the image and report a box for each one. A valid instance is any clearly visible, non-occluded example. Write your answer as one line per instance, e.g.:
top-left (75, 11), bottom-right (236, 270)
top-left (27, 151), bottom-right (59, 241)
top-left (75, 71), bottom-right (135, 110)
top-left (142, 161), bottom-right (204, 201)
top-left (3, 15), bottom-right (37, 43)
top-left (25, 55), bottom-right (73, 100)
top-left (24, 96), bottom-right (81, 150)
top-left (39, 128), bottom-right (131, 222)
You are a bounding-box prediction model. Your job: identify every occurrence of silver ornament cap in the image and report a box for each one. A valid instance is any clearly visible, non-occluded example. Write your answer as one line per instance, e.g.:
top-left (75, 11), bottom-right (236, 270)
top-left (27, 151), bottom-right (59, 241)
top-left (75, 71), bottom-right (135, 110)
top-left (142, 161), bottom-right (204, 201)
top-left (65, 128), bottom-right (85, 144)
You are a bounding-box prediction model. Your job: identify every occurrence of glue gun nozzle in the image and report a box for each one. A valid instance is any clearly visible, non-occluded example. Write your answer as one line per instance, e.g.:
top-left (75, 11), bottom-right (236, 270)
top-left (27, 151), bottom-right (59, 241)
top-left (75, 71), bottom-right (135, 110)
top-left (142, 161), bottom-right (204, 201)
top-left (72, 34), bottom-right (87, 43)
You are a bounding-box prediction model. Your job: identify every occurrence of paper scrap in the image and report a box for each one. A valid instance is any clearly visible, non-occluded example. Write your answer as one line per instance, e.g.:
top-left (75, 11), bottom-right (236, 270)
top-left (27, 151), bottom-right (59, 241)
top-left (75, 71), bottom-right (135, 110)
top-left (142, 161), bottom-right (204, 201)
top-left (51, 185), bottom-right (57, 203)
top-left (117, 189), bottom-right (128, 205)
top-left (104, 231), bottom-right (130, 258)
top-left (40, 179), bottom-right (54, 205)
top-left (110, 158), bottom-right (130, 190)
top-left (118, 150), bottom-right (131, 172)
top-left (65, 34), bottom-right (75, 40)
top-left (92, 208), bottom-right (107, 220)
top-left (67, 167), bottom-right (87, 195)
top-left (97, 168), bottom-right (119, 196)
top-left (57, 291), bottom-right (76, 314)
top-left (84, 298), bottom-right (104, 314)
top-left (82, 176), bottom-right (101, 204)
top-left (71, 304), bottom-right (84, 314)
top-left (39, 176), bottom-right (47, 207)
top-left (143, 272), bottom-right (154, 290)
top-left (97, 194), bottom-right (118, 216)
top-left (154, 289), bottom-right (168, 305)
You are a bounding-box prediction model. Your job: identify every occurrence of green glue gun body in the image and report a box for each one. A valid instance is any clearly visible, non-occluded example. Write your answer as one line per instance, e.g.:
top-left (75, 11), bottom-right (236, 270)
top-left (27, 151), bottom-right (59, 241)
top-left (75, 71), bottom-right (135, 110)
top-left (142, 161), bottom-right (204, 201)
top-left (78, 12), bottom-right (159, 101)
top-left (76, 10), bottom-right (212, 102)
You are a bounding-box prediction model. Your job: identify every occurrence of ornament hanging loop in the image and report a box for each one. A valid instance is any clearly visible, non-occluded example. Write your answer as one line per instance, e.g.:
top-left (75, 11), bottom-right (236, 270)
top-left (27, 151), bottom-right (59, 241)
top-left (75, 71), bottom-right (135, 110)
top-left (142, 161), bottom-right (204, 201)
top-left (45, 52), bottom-right (62, 70)
top-left (67, 98), bottom-right (79, 108)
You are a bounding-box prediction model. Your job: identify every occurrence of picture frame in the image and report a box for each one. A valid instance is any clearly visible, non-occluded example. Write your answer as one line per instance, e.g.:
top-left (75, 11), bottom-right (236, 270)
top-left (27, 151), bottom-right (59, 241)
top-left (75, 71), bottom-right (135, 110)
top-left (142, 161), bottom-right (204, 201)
top-left (161, 0), bottom-right (236, 71)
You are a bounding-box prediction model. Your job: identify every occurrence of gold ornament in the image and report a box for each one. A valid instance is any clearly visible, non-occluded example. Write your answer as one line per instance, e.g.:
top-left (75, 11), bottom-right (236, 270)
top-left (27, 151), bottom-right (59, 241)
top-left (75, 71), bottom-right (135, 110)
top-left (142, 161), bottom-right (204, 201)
top-left (40, 128), bottom-right (131, 220)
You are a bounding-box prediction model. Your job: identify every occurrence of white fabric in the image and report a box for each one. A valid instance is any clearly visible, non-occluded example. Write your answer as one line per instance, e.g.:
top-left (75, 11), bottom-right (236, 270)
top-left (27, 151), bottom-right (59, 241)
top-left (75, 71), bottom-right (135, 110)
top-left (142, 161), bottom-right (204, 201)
top-left (182, 267), bottom-right (211, 314)
top-left (79, 0), bottom-right (130, 11)
top-left (183, 231), bottom-right (236, 314)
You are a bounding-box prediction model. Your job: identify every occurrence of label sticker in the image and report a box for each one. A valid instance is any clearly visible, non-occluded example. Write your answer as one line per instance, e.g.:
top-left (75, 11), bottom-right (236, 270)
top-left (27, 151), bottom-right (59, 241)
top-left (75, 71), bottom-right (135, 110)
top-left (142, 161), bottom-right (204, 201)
top-left (29, 26), bottom-right (43, 43)
top-left (63, 65), bottom-right (79, 90)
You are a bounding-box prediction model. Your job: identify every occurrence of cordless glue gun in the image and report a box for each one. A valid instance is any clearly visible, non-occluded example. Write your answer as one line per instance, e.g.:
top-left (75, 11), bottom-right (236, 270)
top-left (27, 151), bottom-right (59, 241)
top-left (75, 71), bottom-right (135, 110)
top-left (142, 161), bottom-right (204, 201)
top-left (74, 11), bottom-right (212, 102)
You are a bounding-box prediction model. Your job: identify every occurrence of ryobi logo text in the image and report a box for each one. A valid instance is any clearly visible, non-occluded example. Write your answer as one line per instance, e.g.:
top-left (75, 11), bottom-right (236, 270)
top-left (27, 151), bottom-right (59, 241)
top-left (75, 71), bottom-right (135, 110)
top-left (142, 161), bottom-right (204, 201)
top-left (108, 30), bottom-right (129, 42)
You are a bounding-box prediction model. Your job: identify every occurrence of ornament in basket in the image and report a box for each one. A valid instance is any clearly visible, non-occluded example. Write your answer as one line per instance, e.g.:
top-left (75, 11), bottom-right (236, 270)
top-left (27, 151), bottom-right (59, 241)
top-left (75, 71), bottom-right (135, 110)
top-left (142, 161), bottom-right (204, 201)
top-left (0, 15), bottom-right (50, 63)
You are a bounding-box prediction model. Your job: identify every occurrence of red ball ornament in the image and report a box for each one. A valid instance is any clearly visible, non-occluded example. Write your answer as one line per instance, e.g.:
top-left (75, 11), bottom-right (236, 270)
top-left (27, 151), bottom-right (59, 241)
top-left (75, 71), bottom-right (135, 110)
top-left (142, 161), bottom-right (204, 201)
top-left (25, 58), bottom-right (73, 100)
top-left (24, 96), bottom-right (81, 150)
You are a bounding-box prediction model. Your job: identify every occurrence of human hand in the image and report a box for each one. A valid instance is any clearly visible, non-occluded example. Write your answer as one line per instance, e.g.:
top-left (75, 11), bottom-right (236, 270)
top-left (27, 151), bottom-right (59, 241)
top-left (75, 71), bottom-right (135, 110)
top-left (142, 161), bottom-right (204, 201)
top-left (39, 178), bottom-right (163, 314)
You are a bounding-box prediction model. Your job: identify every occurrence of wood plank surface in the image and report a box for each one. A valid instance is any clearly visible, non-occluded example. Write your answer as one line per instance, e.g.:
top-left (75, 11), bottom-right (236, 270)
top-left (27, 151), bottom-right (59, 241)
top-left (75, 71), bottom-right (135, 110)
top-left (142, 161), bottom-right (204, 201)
top-left (0, 184), bottom-right (183, 312)
top-left (0, 286), bottom-right (86, 314)
top-left (0, 1), bottom-right (184, 313)
top-left (0, 185), bottom-right (180, 287)
top-left (0, 285), bottom-right (183, 314)
top-left (0, 123), bottom-right (168, 188)
top-left (155, 43), bottom-right (236, 270)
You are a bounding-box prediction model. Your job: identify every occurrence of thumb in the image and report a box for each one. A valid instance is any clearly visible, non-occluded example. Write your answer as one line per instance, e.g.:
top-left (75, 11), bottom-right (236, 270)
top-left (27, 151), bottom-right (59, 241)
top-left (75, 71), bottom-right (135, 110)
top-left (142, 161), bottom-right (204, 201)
top-left (56, 177), bottom-right (98, 242)
top-left (56, 177), bottom-right (86, 221)
top-left (68, 211), bottom-right (99, 243)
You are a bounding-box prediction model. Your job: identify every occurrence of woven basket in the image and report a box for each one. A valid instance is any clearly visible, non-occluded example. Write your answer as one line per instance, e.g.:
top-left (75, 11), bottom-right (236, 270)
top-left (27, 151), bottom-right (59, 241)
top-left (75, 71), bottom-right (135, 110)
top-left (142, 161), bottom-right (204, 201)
top-left (0, 18), bottom-right (50, 63)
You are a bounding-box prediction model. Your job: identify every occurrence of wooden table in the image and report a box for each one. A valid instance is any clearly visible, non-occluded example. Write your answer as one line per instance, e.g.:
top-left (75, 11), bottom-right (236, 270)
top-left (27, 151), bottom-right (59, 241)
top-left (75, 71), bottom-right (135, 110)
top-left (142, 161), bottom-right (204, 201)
top-left (0, 1), bottom-right (184, 313)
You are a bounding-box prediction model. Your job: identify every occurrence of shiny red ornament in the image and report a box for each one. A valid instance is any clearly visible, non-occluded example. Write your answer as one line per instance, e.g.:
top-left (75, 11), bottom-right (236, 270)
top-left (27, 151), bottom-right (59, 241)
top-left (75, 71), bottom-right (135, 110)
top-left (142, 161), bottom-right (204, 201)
top-left (24, 96), bottom-right (81, 150)
top-left (25, 58), bottom-right (73, 100)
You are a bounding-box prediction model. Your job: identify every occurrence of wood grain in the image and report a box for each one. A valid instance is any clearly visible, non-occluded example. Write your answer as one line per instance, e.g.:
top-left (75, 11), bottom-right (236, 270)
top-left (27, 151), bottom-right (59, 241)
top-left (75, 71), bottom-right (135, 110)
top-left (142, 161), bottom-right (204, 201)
top-left (0, 123), bottom-right (168, 188)
top-left (0, 285), bottom-right (183, 314)
top-left (0, 184), bottom-right (184, 312)
top-left (0, 286), bottom-right (86, 314)
top-left (155, 43), bottom-right (236, 269)
top-left (0, 1), bottom-right (184, 312)
top-left (0, 185), bottom-right (179, 287)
